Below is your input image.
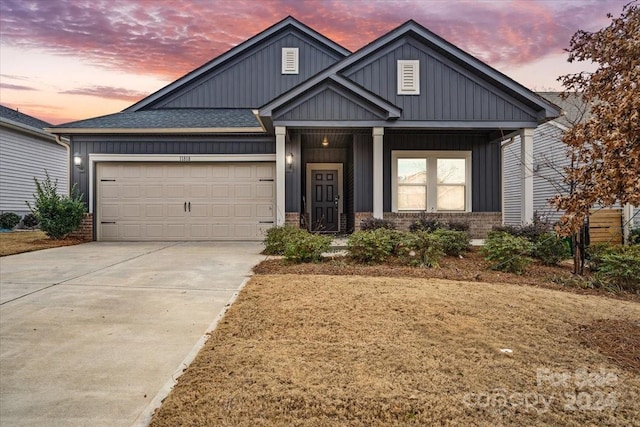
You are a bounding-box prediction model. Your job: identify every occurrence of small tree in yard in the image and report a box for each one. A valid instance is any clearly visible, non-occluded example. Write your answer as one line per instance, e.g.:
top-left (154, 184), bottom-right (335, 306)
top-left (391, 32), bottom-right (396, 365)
top-left (27, 172), bottom-right (86, 239)
top-left (552, 2), bottom-right (640, 273)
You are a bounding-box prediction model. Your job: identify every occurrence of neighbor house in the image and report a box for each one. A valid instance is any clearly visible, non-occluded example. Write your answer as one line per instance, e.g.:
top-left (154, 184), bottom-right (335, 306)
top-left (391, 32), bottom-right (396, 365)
top-left (49, 17), bottom-right (559, 241)
top-left (0, 105), bottom-right (69, 217)
top-left (502, 92), bottom-right (638, 243)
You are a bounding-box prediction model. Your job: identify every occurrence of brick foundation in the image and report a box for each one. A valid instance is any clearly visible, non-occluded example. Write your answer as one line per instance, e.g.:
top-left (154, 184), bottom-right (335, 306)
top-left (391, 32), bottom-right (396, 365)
top-left (68, 213), bottom-right (93, 241)
top-left (285, 212), bottom-right (301, 227)
top-left (383, 212), bottom-right (501, 239)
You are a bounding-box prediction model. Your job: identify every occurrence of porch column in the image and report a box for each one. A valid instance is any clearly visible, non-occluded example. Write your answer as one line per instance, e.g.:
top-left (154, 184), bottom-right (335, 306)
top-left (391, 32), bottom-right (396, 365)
top-left (275, 125), bottom-right (286, 226)
top-left (373, 127), bottom-right (384, 219)
top-left (520, 128), bottom-right (534, 224)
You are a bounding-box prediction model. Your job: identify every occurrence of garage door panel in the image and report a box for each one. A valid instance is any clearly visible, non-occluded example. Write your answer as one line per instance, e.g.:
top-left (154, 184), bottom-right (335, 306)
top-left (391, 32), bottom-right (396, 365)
top-left (98, 162), bottom-right (275, 241)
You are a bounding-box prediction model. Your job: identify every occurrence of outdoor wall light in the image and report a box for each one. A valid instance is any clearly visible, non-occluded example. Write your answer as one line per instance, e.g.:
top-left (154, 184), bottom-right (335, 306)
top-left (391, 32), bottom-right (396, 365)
top-left (321, 136), bottom-right (329, 147)
top-left (73, 152), bottom-right (84, 172)
top-left (286, 152), bottom-right (294, 169)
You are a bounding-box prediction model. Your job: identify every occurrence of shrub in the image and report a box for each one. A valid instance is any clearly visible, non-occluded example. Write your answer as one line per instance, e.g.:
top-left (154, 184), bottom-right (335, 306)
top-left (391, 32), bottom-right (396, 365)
top-left (532, 232), bottom-right (571, 265)
top-left (397, 231), bottom-right (445, 268)
top-left (586, 243), bottom-right (612, 272)
top-left (492, 213), bottom-right (551, 243)
top-left (432, 229), bottom-right (471, 257)
top-left (594, 245), bottom-right (640, 292)
top-left (630, 227), bottom-right (640, 245)
top-left (283, 231), bottom-right (331, 263)
top-left (409, 218), bottom-right (444, 233)
top-left (447, 221), bottom-right (470, 232)
top-left (263, 225), bottom-right (303, 255)
top-left (21, 213), bottom-right (39, 228)
top-left (359, 218), bottom-right (396, 231)
top-left (0, 212), bottom-right (21, 229)
top-left (26, 173), bottom-right (86, 239)
top-left (481, 231), bottom-right (533, 274)
top-left (347, 229), bottom-right (400, 264)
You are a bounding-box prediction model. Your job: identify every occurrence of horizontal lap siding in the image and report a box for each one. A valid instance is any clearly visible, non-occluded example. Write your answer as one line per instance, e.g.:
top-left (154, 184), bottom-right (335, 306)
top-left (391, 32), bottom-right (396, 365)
top-left (0, 128), bottom-right (68, 214)
top-left (156, 32), bottom-right (342, 109)
top-left (70, 135), bottom-right (275, 210)
top-left (383, 133), bottom-right (500, 212)
top-left (344, 37), bottom-right (537, 122)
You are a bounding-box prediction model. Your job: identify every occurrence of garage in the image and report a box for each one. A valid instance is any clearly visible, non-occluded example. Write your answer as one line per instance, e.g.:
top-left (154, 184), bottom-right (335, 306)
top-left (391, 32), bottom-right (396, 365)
top-left (97, 162), bottom-right (275, 241)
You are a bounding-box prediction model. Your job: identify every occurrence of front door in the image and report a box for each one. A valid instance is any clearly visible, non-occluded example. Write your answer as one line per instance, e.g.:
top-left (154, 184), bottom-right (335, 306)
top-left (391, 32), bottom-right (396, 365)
top-left (311, 169), bottom-right (339, 232)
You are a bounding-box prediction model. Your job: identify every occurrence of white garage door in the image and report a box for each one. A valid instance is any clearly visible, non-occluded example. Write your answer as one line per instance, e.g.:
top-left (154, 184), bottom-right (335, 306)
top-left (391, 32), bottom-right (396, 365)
top-left (97, 162), bottom-right (275, 241)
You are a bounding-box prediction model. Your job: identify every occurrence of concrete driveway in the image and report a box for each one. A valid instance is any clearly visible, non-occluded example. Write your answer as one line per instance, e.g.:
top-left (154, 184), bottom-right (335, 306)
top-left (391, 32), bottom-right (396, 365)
top-left (0, 241), bottom-right (265, 426)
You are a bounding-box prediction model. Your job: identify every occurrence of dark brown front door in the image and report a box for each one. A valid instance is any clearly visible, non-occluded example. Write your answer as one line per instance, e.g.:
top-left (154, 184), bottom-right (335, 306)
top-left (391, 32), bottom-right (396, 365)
top-left (311, 170), bottom-right (338, 232)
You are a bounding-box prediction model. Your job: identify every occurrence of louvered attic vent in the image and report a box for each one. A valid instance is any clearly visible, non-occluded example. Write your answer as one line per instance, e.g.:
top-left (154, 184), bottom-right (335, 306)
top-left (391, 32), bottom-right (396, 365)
top-left (397, 60), bottom-right (420, 95)
top-left (282, 47), bottom-right (299, 74)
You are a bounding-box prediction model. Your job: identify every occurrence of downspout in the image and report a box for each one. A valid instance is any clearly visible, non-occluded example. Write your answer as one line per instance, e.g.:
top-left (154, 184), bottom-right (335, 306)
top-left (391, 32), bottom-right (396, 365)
top-left (53, 135), bottom-right (71, 196)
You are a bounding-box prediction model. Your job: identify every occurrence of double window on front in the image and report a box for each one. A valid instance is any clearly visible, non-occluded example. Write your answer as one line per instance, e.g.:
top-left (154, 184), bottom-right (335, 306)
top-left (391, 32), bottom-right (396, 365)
top-left (392, 151), bottom-right (471, 212)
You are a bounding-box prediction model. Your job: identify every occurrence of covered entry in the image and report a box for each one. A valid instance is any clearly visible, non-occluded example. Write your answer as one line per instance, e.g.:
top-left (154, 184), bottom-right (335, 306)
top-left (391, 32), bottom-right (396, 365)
top-left (97, 162), bottom-right (275, 241)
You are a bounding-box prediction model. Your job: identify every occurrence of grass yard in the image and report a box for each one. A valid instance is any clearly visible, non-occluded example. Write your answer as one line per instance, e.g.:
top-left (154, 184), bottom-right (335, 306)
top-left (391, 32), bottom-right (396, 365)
top-left (150, 274), bottom-right (640, 426)
top-left (0, 231), bottom-right (84, 256)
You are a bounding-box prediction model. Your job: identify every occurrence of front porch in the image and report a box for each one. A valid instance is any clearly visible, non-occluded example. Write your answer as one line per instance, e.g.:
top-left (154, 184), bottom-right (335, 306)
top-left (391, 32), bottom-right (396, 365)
top-left (275, 126), bottom-right (532, 239)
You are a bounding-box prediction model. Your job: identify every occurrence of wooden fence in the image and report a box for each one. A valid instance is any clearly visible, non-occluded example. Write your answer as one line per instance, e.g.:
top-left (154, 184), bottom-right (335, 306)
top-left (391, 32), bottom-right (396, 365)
top-left (589, 208), bottom-right (623, 244)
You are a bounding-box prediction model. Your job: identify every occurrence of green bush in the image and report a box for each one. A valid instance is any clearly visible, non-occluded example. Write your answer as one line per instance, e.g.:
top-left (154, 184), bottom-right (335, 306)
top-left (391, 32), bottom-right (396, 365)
top-left (630, 227), bottom-right (640, 245)
top-left (21, 213), bottom-right (39, 228)
top-left (347, 228), bottom-right (400, 264)
top-left (532, 232), bottom-right (571, 265)
top-left (594, 245), bottom-right (640, 291)
top-left (26, 173), bottom-right (86, 239)
top-left (263, 225), bottom-right (303, 255)
top-left (359, 218), bottom-right (396, 231)
top-left (481, 231), bottom-right (533, 274)
top-left (586, 243), bottom-right (612, 272)
top-left (284, 231), bottom-right (331, 263)
top-left (0, 212), bottom-right (21, 229)
top-left (397, 231), bottom-right (445, 268)
top-left (432, 229), bottom-right (471, 257)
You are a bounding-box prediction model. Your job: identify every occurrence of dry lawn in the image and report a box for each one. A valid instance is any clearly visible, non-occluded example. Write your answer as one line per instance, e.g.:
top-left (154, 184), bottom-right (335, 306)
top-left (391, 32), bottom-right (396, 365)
top-left (151, 274), bottom-right (640, 427)
top-left (0, 231), bottom-right (84, 256)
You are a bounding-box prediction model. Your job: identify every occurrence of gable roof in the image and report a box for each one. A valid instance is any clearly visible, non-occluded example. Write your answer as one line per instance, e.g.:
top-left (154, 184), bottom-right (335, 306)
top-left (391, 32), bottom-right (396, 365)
top-left (49, 109), bottom-right (264, 134)
top-left (537, 92), bottom-right (589, 129)
top-left (126, 16), bottom-right (350, 112)
top-left (0, 104), bottom-right (51, 130)
top-left (261, 20), bottom-right (559, 122)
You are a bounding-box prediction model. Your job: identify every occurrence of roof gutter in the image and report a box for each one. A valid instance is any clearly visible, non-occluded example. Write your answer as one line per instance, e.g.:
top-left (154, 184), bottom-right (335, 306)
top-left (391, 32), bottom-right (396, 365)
top-left (46, 127), bottom-right (266, 135)
top-left (1, 118), bottom-right (58, 141)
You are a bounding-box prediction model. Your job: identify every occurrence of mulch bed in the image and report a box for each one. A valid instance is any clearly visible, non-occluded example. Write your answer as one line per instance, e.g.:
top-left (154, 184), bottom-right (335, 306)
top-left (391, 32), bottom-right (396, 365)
top-left (254, 249), bottom-right (640, 303)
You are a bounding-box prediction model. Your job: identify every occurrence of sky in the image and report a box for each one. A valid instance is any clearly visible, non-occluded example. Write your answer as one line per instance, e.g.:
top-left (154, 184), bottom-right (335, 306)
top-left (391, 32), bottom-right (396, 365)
top-left (0, 0), bottom-right (629, 125)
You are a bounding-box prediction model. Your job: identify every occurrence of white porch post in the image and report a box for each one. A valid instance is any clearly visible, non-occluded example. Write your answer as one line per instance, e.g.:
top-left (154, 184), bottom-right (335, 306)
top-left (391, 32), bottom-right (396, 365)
top-left (520, 128), bottom-right (534, 224)
top-left (373, 127), bottom-right (384, 219)
top-left (275, 126), bottom-right (286, 226)
top-left (623, 203), bottom-right (633, 244)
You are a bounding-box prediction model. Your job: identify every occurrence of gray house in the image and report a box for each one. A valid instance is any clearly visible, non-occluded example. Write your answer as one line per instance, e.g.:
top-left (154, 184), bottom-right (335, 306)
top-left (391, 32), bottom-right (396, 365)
top-left (0, 105), bottom-right (69, 217)
top-left (503, 92), bottom-right (637, 241)
top-left (50, 17), bottom-right (559, 241)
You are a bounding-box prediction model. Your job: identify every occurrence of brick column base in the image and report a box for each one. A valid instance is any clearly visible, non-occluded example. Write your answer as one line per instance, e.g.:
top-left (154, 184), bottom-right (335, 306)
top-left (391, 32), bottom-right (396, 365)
top-left (285, 212), bottom-right (301, 228)
top-left (68, 213), bottom-right (93, 241)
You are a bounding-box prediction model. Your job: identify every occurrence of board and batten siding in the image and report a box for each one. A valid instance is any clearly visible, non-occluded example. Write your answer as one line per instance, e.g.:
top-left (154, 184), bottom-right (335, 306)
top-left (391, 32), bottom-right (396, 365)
top-left (153, 32), bottom-right (343, 109)
top-left (383, 133), bottom-right (500, 212)
top-left (0, 127), bottom-right (68, 215)
top-left (70, 135), bottom-right (275, 210)
top-left (344, 36), bottom-right (538, 122)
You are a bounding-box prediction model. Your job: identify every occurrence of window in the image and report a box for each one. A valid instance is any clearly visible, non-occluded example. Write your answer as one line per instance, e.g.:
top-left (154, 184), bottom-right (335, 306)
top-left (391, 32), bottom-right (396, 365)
top-left (282, 47), bottom-right (299, 74)
top-left (392, 151), bottom-right (471, 212)
top-left (397, 60), bottom-right (419, 95)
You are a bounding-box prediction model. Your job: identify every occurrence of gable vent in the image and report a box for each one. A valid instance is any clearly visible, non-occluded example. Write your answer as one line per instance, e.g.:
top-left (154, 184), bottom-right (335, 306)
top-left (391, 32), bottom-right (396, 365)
top-left (282, 47), bottom-right (299, 74)
top-left (397, 60), bottom-right (420, 95)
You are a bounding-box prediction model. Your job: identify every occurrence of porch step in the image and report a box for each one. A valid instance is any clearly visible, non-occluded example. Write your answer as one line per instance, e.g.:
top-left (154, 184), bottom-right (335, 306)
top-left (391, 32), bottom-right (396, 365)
top-left (330, 237), bottom-right (349, 250)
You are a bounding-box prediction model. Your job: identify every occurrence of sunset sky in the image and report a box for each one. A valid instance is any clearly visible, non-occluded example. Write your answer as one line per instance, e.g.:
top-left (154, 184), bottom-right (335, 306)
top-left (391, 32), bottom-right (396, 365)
top-left (0, 0), bottom-right (628, 125)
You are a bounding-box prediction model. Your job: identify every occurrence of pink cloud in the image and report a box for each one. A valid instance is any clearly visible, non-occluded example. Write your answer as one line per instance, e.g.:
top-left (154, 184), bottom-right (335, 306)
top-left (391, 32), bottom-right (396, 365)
top-left (60, 85), bottom-right (149, 102)
top-left (0, 0), bottom-right (628, 80)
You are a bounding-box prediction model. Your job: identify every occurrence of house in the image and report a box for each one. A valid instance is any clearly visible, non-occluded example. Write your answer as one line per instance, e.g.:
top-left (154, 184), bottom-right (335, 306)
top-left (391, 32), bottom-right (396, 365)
top-left (0, 105), bottom-right (69, 217)
top-left (49, 16), bottom-right (559, 241)
top-left (502, 92), bottom-right (638, 243)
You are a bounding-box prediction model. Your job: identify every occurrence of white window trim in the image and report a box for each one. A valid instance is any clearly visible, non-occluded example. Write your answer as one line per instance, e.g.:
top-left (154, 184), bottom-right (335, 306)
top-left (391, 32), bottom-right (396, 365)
top-left (391, 150), bottom-right (472, 212)
top-left (282, 47), bottom-right (299, 74)
top-left (397, 60), bottom-right (420, 95)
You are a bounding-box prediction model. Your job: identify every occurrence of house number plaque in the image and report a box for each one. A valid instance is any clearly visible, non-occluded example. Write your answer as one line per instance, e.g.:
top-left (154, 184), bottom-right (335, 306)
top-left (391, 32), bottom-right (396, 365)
top-left (178, 156), bottom-right (191, 162)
